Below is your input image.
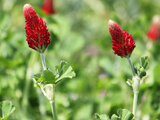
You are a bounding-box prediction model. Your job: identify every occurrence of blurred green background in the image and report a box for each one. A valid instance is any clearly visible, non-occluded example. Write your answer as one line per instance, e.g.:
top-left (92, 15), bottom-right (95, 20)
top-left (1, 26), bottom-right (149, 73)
top-left (0, 0), bottom-right (160, 119)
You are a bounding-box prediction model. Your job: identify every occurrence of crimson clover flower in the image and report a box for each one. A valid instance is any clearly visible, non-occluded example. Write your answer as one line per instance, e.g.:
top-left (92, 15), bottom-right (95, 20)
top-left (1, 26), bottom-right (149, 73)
top-left (23, 4), bottom-right (51, 53)
top-left (147, 15), bottom-right (160, 41)
top-left (41, 0), bottom-right (55, 15)
top-left (108, 20), bottom-right (136, 57)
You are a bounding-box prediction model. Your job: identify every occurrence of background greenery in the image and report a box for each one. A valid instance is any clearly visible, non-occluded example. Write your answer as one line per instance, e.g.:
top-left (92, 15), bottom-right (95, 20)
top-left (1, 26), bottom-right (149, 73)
top-left (0, 0), bottom-right (160, 119)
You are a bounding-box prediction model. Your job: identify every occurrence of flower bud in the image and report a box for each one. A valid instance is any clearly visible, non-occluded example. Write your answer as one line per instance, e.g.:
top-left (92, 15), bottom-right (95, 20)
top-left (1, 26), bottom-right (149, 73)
top-left (108, 20), bottom-right (136, 57)
top-left (41, 0), bottom-right (55, 15)
top-left (147, 15), bottom-right (160, 41)
top-left (23, 4), bottom-right (51, 53)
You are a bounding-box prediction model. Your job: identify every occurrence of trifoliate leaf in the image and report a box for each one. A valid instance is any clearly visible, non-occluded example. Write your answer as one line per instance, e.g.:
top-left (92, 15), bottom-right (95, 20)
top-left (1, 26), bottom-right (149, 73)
top-left (140, 56), bottom-right (149, 70)
top-left (135, 56), bottom-right (149, 79)
top-left (0, 100), bottom-right (15, 120)
top-left (55, 61), bottom-right (76, 83)
top-left (111, 109), bottom-right (134, 120)
top-left (95, 113), bottom-right (109, 120)
top-left (37, 70), bottom-right (56, 84)
top-left (32, 70), bottom-right (56, 88)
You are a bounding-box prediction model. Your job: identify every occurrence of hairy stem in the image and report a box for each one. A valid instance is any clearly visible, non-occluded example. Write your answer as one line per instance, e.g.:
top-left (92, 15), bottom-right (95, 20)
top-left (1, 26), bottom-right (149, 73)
top-left (132, 91), bottom-right (138, 116)
top-left (132, 76), bottom-right (140, 118)
top-left (40, 53), bottom-right (58, 119)
top-left (40, 53), bottom-right (47, 70)
top-left (50, 101), bottom-right (58, 120)
top-left (127, 57), bottom-right (135, 76)
top-left (127, 57), bottom-right (139, 118)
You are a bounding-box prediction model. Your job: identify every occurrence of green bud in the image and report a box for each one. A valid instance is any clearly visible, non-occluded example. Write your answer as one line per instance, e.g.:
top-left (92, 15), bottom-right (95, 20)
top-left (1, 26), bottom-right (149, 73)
top-left (139, 67), bottom-right (146, 78)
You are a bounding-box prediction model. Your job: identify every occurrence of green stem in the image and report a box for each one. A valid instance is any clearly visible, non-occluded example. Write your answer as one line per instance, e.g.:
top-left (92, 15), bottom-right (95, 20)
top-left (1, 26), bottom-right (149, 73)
top-left (132, 91), bottom-right (138, 116)
top-left (40, 53), bottom-right (47, 70)
top-left (127, 57), bottom-right (139, 118)
top-left (132, 76), bottom-right (140, 118)
top-left (127, 57), bottom-right (135, 76)
top-left (40, 53), bottom-right (58, 119)
top-left (50, 101), bottom-right (58, 120)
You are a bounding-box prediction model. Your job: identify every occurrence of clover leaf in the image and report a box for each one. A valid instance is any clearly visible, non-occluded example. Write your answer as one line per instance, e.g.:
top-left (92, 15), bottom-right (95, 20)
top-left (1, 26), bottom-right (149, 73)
top-left (0, 100), bottom-right (15, 120)
top-left (111, 109), bottom-right (134, 120)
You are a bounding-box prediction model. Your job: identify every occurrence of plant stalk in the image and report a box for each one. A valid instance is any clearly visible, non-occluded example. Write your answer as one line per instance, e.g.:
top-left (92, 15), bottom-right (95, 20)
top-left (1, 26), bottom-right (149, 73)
top-left (132, 76), bottom-right (140, 118)
top-left (132, 91), bottom-right (138, 116)
top-left (40, 53), bottom-right (58, 119)
top-left (40, 53), bottom-right (47, 70)
top-left (127, 57), bottom-right (135, 76)
top-left (50, 101), bottom-right (57, 120)
top-left (127, 57), bottom-right (139, 118)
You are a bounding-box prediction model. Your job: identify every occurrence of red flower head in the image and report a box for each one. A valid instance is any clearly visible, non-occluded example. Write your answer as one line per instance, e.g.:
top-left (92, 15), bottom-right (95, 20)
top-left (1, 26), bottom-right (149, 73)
top-left (23, 4), bottom-right (51, 53)
top-left (41, 0), bottom-right (55, 15)
top-left (108, 20), bottom-right (136, 57)
top-left (147, 15), bottom-right (160, 41)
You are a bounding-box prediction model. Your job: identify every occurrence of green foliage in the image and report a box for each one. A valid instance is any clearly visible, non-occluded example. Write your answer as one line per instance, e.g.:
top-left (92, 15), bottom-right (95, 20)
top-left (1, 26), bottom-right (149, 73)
top-left (55, 61), bottom-right (76, 83)
top-left (0, 0), bottom-right (160, 119)
top-left (140, 56), bottom-right (149, 70)
top-left (33, 70), bottom-right (56, 88)
top-left (154, 64), bottom-right (160, 85)
top-left (95, 113), bottom-right (109, 120)
top-left (95, 109), bottom-right (133, 120)
top-left (151, 90), bottom-right (160, 110)
top-left (33, 61), bottom-right (75, 88)
top-left (0, 100), bottom-right (15, 120)
top-left (111, 109), bottom-right (134, 120)
top-left (135, 56), bottom-right (149, 79)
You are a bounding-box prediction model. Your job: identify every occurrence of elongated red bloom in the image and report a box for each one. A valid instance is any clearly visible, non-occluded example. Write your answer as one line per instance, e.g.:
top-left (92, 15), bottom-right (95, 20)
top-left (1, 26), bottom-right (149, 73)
top-left (23, 4), bottom-right (51, 53)
top-left (108, 20), bottom-right (136, 57)
top-left (41, 0), bottom-right (55, 15)
top-left (147, 15), bottom-right (160, 41)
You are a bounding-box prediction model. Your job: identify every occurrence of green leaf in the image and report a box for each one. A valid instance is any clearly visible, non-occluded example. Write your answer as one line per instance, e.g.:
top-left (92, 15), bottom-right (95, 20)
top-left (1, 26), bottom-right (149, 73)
top-left (139, 67), bottom-right (146, 78)
top-left (140, 56), bottom-right (149, 70)
top-left (37, 70), bottom-right (56, 84)
top-left (32, 73), bottom-right (41, 88)
top-left (33, 70), bottom-right (56, 88)
top-left (55, 61), bottom-right (76, 83)
top-left (111, 109), bottom-right (134, 120)
top-left (0, 100), bottom-right (15, 120)
top-left (111, 114), bottom-right (120, 120)
top-left (135, 56), bottom-right (149, 79)
top-left (95, 113), bottom-right (109, 120)
top-left (32, 61), bottom-right (75, 87)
